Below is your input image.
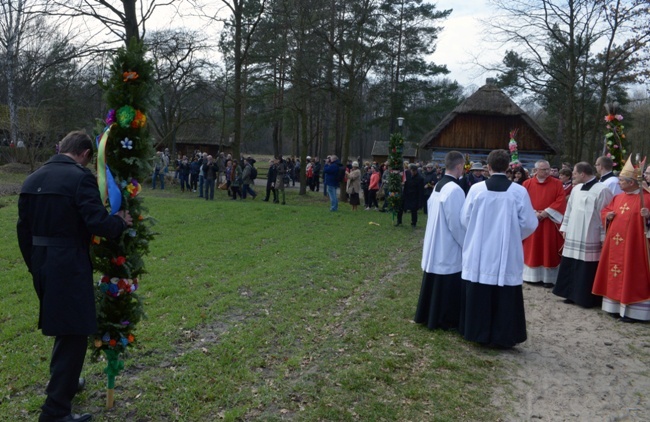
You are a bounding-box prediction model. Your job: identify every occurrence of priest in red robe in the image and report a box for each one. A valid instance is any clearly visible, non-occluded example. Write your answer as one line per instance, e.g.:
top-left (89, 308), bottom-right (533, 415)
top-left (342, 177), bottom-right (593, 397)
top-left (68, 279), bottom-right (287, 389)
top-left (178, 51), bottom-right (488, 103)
top-left (522, 160), bottom-right (567, 287)
top-left (592, 156), bottom-right (650, 322)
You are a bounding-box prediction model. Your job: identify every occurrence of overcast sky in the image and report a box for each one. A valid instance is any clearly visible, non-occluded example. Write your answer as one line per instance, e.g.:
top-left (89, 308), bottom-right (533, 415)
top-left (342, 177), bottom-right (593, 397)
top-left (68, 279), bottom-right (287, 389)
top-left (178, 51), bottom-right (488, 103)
top-left (430, 0), bottom-right (499, 90)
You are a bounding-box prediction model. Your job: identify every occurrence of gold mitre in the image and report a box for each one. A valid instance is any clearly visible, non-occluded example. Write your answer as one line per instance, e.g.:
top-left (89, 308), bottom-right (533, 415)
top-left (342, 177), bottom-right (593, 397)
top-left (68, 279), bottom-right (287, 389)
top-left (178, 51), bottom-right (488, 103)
top-left (619, 155), bottom-right (640, 179)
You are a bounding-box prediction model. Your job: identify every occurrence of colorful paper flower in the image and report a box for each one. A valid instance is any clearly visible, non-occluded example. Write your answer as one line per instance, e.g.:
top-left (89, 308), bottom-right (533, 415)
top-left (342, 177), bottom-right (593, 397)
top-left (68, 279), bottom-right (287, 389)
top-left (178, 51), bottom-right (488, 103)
top-left (94, 339), bottom-right (103, 348)
top-left (102, 333), bottom-right (111, 342)
top-left (116, 105), bottom-right (136, 128)
top-left (106, 109), bottom-right (116, 125)
top-left (109, 339), bottom-right (117, 347)
top-left (111, 256), bottom-right (127, 266)
top-left (126, 179), bottom-right (142, 198)
top-left (131, 110), bottom-right (147, 129)
top-left (123, 71), bottom-right (139, 82)
top-left (128, 334), bottom-right (135, 343)
top-left (121, 138), bottom-right (133, 150)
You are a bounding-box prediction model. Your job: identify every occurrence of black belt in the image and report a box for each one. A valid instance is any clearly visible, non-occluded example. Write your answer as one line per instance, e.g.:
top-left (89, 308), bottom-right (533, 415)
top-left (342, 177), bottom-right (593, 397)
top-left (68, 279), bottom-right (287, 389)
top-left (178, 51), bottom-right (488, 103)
top-left (32, 236), bottom-right (79, 248)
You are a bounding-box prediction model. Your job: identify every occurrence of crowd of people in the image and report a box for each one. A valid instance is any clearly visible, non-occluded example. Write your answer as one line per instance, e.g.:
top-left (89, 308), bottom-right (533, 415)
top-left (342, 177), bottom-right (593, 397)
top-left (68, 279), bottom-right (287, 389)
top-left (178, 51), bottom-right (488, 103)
top-left (151, 150), bottom-right (331, 206)
top-left (415, 150), bottom-right (650, 351)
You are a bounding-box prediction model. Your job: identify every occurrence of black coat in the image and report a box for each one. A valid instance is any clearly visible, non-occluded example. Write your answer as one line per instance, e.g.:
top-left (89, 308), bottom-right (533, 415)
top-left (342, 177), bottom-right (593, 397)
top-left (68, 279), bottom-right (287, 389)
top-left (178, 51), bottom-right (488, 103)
top-left (267, 164), bottom-right (278, 188)
top-left (422, 170), bottom-right (438, 197)
top-left (17, 155), bottom-right (126, 336)
top-left (402, 172), bottom-right (425, 211)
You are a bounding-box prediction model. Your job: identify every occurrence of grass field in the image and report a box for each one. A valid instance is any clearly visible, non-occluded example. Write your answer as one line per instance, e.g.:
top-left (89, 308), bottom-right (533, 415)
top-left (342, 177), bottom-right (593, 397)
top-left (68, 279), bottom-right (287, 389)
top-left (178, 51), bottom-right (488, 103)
top-left (0, 184), bottom-right (508, 421)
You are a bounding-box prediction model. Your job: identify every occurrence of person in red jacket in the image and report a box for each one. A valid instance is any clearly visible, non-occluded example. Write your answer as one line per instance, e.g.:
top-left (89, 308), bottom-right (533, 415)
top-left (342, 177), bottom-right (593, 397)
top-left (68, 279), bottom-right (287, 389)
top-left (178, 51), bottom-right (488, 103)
top-left (367, 166), bottom-right (381, 210)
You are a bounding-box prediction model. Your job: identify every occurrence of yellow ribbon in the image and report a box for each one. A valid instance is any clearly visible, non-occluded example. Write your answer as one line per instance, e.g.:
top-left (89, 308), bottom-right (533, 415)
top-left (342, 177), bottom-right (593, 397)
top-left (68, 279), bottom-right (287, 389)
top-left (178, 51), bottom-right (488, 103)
top-left (97, 127), bottom-right (110, 205)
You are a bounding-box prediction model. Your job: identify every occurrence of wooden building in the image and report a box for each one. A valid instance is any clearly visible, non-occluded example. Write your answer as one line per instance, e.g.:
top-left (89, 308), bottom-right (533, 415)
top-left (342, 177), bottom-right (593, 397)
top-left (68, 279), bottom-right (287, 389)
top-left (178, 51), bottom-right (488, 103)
top-left (171, 119), bottom-right (232, 157)
top-left (419, 81), bottom-right (557, 167)
top-left (371, 140), bottom-right (419, 164)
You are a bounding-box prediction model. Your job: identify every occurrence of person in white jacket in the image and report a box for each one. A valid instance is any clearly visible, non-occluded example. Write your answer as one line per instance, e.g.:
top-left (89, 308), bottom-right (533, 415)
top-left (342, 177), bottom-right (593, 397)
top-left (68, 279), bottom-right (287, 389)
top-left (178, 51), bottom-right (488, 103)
top-left (459, 149), bottom-right (538, 349)
top-left (415, 151), bottom-right (467, 331)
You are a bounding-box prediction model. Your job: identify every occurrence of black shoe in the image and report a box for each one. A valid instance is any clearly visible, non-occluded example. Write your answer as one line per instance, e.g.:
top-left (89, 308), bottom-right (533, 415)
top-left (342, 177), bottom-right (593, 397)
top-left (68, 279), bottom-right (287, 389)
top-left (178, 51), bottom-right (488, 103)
top-left (562, 299), bottom-right (574, 304)
top-left (619, 316), bottom-right (638, 323)
top-left (77, 377), bottom-right (85, 393)
top-left (262, 198), bottom-right (269, 202)
top-left (281, 202), bottom-right (286, 205)
top-left (40, 413), bottom-right (92, 422)
top-left (608, 312), bottom-right (621, 319)
top-left (542, 282), bottom-right (554, 288)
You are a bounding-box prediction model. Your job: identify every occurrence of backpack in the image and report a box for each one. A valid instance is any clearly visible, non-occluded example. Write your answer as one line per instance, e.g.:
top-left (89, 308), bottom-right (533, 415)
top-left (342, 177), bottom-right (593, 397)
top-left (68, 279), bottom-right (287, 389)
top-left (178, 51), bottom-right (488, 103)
top-left (250, 165), bottom-right (258, 180)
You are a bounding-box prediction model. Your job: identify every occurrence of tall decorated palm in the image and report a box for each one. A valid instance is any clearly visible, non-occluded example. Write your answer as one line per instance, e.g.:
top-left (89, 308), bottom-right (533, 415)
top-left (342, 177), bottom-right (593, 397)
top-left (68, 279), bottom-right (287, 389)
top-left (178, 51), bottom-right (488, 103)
top-left (90, 39), bottom-right (156, 408)
top-left (387, 132), bottom-right (404, 222)
top-left (603, 102), bottom-right (627, 170)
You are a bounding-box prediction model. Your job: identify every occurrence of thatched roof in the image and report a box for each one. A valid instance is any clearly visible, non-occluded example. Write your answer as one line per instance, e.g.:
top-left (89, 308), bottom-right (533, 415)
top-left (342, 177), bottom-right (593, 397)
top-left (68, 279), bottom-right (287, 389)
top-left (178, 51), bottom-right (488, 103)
top-left (419, 83), bottom-right (557, 155)
top-left (371, 141), bottom-right (418, 158)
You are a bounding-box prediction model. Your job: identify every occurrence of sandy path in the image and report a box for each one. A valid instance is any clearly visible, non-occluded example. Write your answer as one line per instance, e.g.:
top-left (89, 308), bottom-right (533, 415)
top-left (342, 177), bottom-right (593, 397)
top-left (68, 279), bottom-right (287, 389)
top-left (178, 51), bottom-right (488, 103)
top-left (492, 283), bottom-right (650, 421)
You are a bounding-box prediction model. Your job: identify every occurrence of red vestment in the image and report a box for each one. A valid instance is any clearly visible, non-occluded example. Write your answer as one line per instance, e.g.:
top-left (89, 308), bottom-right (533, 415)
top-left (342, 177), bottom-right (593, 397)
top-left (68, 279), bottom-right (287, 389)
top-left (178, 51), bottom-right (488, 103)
top-left (592, 192), bottom-right (650, 304)
top-left (522, 177), bottom-right (566, 268)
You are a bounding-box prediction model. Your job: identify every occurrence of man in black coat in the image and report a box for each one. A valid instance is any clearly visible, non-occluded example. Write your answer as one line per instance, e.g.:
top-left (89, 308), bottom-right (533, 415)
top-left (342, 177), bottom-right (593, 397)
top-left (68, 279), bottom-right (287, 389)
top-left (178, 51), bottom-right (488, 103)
top-left (17, 131), bottom-right (132, 422)
top-left (263, 158), bottom-right (278, 202)
top-left (397, 163), bottom-right (425, 227)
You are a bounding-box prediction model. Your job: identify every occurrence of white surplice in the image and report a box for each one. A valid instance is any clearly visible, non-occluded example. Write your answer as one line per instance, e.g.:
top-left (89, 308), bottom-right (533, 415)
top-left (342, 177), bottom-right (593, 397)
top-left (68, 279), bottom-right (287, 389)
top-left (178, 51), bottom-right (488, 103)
top-left (560, 180), bottom-right (614, 262)
top-left (460, 176), bottom-right (538, 286)
top-left (421, 176), bottom-right (466, 275)
top-left (601, 173), bottom-right (622, 196)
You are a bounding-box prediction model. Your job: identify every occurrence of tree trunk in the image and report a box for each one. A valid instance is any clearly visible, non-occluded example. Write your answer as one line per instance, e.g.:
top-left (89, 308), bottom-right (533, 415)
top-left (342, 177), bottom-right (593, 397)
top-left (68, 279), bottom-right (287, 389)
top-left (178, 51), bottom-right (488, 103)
top-left (123, 0), bottom-right (140, 43)
top-left (232, 2), bottom-right (243, 161)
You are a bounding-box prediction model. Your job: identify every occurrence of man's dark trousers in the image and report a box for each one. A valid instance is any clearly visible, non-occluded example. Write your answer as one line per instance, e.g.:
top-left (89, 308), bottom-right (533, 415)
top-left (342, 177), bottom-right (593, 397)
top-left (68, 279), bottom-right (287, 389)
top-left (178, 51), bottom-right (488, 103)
top-left (40, 335), bottom-right (87, 420)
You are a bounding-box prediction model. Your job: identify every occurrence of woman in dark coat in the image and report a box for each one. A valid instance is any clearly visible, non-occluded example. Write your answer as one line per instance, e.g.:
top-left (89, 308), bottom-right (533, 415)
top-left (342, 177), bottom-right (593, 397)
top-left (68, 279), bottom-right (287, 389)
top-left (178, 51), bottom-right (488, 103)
top-left (397, 164), bottom-right (425, 227)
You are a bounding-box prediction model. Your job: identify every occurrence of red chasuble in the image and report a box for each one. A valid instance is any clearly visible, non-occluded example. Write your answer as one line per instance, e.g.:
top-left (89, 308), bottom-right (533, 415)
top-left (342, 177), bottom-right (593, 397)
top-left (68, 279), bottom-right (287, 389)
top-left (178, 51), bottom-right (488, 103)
top-left (522, 177), bottom-right (567, 268)
top-left (592, 192), bottom-right (650, 304)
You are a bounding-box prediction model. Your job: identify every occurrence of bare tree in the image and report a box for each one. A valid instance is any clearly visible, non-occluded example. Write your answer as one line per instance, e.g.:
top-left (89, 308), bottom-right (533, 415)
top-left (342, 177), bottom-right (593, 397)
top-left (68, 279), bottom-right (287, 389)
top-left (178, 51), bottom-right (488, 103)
top-left (49, 0), bottom-right (177, 44)
top-left (146, 29), bottom-right (211, 152)
top-left (188, 0), bottom-right (267, 161)
top-left (1, 0), bottom-right (46, 145)
top-left (483, 0), bottom-right (650, 162)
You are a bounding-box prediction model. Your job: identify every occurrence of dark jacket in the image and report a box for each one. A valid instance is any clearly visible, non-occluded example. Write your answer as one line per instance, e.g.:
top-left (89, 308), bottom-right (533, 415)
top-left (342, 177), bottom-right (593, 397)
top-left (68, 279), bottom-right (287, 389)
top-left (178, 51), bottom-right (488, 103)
top-left (402, 172), bottom-right (425, 211)
top-left (178, 161), bottom-right (190, 177)
top-left (17, 154), bottom-right (126, 336)
top-left (422, 170), bottom-right (438, 197)
top-left (267, 164), bottom-right (278, 188)
top-left (324, 160), bottom-right (341, 187)
top-left (202, 161), bottom-right (218, 180)
top-left (459, 172), bottom-right (486, 194)
top-left (190, 160), bottom-right (201, 175)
